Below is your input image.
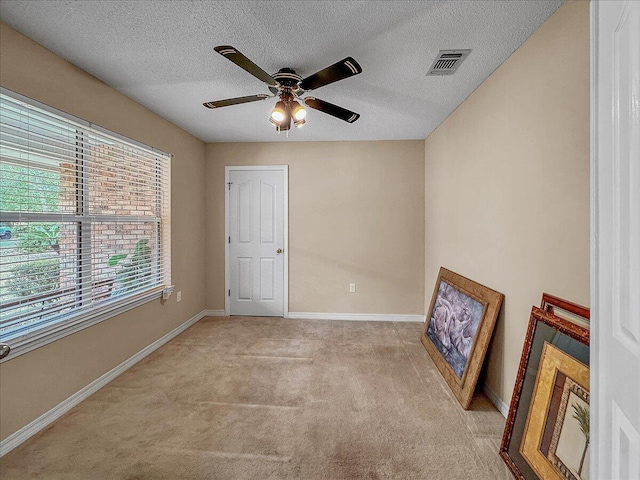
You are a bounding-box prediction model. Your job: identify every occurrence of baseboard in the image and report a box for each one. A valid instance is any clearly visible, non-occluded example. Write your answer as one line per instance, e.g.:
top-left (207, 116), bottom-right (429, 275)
top-left (483, 383), bottom-right (509, 418)
top-left (203, 309), bottom-right (226, 317)
top-left (288, 312), bottom-right (425, 323)
top-left (0, 310), bottom-right (207, 457)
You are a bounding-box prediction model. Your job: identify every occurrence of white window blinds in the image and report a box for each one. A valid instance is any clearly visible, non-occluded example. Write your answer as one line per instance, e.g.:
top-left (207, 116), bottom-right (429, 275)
top-left (0, 90), bottom-right (171, 349)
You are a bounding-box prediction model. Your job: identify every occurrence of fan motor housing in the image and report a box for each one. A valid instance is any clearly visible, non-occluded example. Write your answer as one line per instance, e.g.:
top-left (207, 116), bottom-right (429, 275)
top-left (269, 68), bottom-right (303, 95)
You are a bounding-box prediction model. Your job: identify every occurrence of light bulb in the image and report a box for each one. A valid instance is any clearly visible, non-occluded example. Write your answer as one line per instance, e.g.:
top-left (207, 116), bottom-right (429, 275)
top-left (291, 101), bottom-right (306, 121)
top-left (271, 101), bottom-right (286, 123)
top-left (294, 118), bottom-right (306, 128)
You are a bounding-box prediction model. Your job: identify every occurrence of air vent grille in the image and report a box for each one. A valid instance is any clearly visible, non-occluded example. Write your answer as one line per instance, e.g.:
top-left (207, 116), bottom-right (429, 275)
top-left (427, 49), bottom-right (471, 76)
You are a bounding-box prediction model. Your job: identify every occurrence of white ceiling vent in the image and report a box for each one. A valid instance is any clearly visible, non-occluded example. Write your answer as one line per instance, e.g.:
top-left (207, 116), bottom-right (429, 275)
top-left (426, 49), bottom-right (471, 76)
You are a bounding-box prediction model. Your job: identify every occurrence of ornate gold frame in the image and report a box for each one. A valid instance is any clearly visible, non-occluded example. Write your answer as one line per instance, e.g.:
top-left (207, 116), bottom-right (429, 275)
top-left (520, 342), bottom-right (590, 479)
top-left (420, 267), bottom-right (503, 409)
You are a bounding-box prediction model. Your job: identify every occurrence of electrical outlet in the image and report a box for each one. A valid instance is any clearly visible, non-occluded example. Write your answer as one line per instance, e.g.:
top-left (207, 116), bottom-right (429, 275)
top-left (176, 291), bottom-right (182, 302)
top-left (349, 283), bottom-right (356, 293)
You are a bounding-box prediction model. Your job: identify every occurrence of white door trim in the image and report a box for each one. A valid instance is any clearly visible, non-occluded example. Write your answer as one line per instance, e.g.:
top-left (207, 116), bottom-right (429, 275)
top-left (224, 165), bottom-right (289, 317)
top-left (590, 2), bottom-right (599, 475)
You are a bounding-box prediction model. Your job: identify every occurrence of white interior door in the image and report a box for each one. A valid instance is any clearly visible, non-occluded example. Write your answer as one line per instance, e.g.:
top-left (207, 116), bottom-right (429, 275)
top-left (592, 1), bottom-right (640, 478)
top-left (226, 167), bottom-right (287, 316)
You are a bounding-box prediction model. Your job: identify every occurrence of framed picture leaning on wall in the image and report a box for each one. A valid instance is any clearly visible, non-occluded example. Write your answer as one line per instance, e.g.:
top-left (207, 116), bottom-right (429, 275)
top-left (541, 293), bottom-right (590, 330)
top-left (520, 341), bottom-right (590, 480)
top-left (420, 267), bottom-right (504, 409)
top-left (500, 299), bottom-right (589, 480)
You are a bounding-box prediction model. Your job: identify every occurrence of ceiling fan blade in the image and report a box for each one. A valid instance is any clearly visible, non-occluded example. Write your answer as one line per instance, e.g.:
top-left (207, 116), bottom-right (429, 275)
top-left (304, 97), bottom-right (360, 123)
top-left (214, 46), bottom-right (277, 86)
top-left (203, 94), bottom-right (269, 109)
top-left (300, 57), bottom-right (362, 91)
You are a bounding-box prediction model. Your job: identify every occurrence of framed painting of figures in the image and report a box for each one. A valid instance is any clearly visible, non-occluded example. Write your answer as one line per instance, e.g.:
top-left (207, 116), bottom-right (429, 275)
top-left (420, 267), bottom-right (504, 409)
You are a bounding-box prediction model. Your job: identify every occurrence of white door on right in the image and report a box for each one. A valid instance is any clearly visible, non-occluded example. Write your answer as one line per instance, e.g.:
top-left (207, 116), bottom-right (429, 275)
top-left (593, 1), bottom-right (640, 478)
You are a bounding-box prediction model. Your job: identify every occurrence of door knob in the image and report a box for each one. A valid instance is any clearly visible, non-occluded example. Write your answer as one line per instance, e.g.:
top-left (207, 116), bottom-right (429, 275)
top-left (276, 248), bottom-right (283, 254)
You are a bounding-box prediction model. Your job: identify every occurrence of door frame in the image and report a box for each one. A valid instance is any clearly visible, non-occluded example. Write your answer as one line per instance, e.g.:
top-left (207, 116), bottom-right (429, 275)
top-left (224, 165), bottom-right (289, 317)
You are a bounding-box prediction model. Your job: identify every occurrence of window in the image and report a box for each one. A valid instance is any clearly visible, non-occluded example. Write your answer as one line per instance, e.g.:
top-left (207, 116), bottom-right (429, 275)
top-left (0, 89), bottom-right (171, 356)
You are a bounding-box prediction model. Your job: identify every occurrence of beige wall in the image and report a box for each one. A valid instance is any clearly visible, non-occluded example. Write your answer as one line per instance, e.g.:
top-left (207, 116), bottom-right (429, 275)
top-left (423, 0), bottom-right (590, 405)
top-left (0, 0), bottom-right (588, 443)
top-left (0, 24), bottom-right (207, 440)
top-left (205, 141), bottom-right (425, 315)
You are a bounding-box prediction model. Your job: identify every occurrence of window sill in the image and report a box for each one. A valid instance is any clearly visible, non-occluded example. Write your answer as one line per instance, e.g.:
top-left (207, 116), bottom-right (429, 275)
top-left (0, 289), bottom-right (163, 363)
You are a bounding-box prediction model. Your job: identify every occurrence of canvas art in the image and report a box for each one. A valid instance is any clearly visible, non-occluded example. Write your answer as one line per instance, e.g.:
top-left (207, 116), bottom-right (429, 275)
top-left (426, 280), bottom-right (485, 378)
top-left (520, 342), bottom-right (590, 480)
top-left (421, 268), bottom-right (503, 409)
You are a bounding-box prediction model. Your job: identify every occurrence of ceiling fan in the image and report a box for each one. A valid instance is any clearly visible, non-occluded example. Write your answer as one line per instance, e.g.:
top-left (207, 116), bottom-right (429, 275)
top-left (203, 46), bottom-right (362, 132)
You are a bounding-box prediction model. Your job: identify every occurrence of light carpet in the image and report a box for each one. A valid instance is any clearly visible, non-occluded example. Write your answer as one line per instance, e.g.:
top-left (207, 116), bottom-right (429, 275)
top-left (0, 317), bottom-right (511, 479)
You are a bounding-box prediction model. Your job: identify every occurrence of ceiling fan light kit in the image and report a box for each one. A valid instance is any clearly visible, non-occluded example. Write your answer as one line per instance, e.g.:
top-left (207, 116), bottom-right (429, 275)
top-left (291, 102), bottom-right (306, 121)
top-left (205, 46), bottom-right (362, 134)
top-left (271, 100), bottom-right (287, 123)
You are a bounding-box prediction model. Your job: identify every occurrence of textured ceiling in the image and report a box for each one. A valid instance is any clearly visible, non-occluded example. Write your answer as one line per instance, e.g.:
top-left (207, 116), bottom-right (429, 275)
top-left (0, 0), bottom-right (563, 143)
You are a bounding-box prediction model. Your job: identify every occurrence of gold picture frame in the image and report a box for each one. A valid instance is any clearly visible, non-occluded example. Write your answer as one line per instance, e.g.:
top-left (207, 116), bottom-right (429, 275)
top-left (520, 342), bottom-right (590, 480)
top-left (499, 300), bottom-right (589, 479)
top-left (420, 267), bottom-right (504, 409)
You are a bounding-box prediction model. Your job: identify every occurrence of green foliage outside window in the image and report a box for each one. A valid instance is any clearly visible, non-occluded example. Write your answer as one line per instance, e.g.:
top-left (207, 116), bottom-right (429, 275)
top-left (108, 239), bottom-right (153, 297)
top-left (6, 258), bottom-right (60, 298)
top-left (17, 223), bottom-right (60, 254)
top-left (0, 163), bottom-right (60, 213)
